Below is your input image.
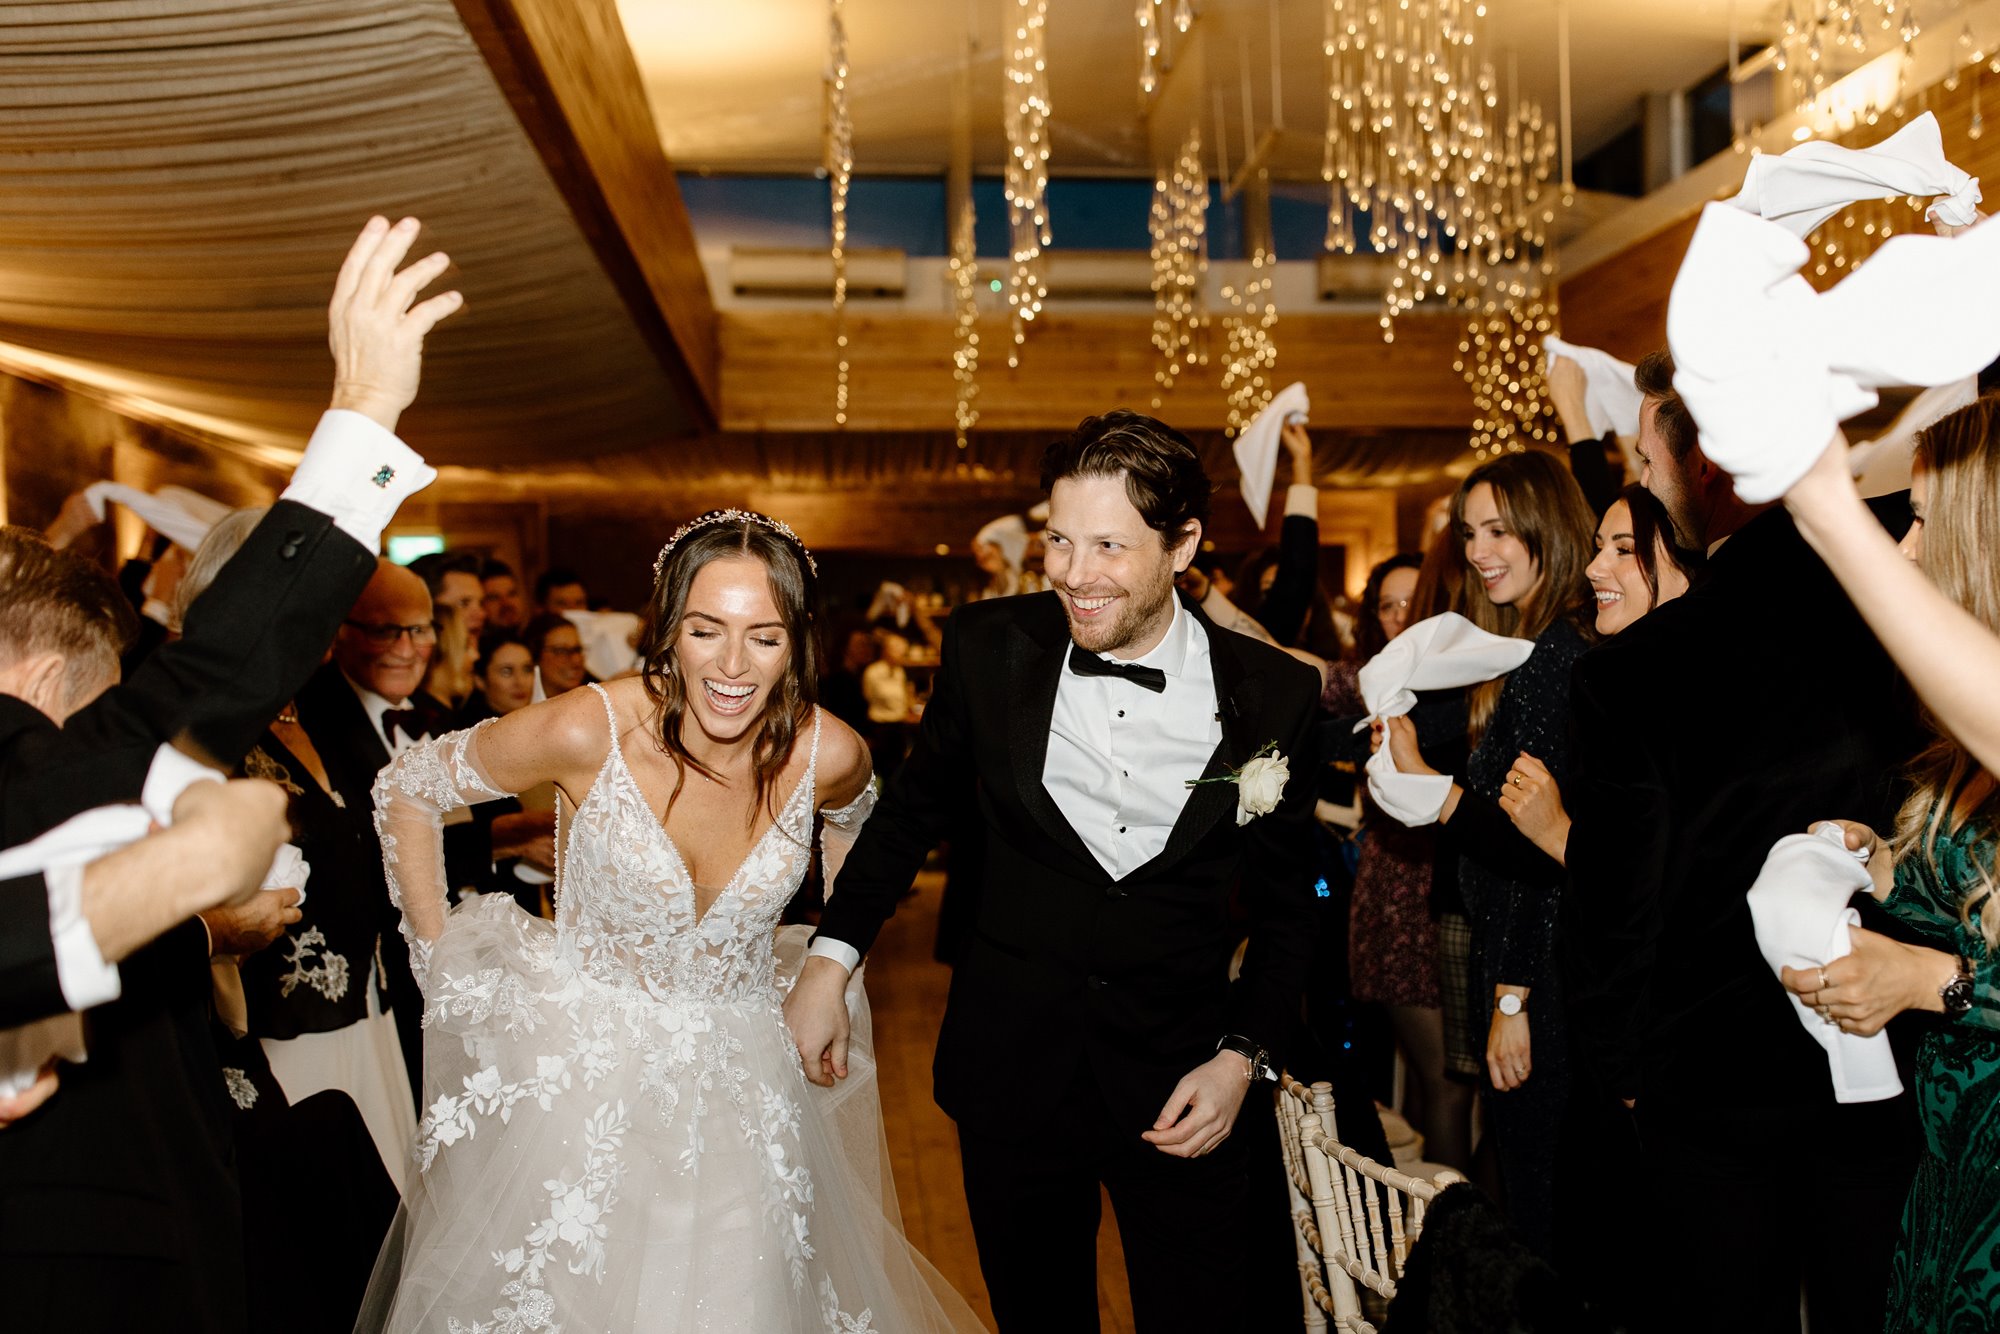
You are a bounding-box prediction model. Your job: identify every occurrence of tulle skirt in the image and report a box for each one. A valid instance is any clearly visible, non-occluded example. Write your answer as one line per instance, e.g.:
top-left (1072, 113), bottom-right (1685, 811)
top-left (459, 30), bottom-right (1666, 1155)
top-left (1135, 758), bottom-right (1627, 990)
top-left (355, 896), bottom-right (982, 1332)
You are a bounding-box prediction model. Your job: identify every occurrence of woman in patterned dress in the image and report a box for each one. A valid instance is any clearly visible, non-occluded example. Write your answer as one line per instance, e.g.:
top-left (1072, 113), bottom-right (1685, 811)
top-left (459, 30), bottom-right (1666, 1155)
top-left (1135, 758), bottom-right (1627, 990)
top-left (358, 512), bottom-right (984, 1333)
top-left (1781, 400), bottom-right (2000, 1332)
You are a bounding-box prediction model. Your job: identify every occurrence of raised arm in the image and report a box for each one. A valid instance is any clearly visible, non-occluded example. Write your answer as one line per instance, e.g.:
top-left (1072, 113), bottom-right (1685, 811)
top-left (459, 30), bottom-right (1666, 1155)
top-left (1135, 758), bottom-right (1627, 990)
top-left (1788, 434), bottom-right (2000, 777)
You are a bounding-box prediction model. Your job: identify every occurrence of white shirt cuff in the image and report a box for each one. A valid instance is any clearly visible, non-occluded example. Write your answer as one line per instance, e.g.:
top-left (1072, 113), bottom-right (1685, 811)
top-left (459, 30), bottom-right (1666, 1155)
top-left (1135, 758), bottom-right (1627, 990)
top-left (279, 409), bottom-right (437, 553)
top-left (807, 938), bottom-right (861, 974)
top-left (45, 863), bottom-right (120, 1012)
top-left (140, 744), bottom-right (225, 825)
top-left (1284, 484), bottom-right (1318, 520)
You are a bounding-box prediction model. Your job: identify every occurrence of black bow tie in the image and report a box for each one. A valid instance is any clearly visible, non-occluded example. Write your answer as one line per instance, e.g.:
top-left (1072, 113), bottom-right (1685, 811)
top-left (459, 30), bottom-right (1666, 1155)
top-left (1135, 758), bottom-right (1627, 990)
top-left (1068, 644), bottom-right (1167, 693)
top-left (381, 707), bottom-right (431, 743)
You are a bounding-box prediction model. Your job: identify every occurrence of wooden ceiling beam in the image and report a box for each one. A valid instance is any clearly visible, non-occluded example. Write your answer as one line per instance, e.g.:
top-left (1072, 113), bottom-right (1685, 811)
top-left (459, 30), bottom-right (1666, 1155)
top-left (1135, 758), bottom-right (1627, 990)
top-left (452, 0), bottom-right (720, 428)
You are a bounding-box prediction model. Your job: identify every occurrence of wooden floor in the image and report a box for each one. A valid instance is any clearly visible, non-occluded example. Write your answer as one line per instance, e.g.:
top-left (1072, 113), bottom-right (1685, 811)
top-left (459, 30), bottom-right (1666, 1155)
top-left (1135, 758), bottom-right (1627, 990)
top-left (863, 869), bottom-right (1136, 1334)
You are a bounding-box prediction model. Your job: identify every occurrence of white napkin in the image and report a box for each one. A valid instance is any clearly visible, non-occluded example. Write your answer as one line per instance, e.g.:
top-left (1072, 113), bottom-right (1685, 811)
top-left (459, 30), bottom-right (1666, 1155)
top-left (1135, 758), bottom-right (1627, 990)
top-left (261, 842), bottom-right (310, 909)
top-left (1745, 828), bottom-right (1903, 1103)
top-left (1725, 111), bottom-right (1981, 239)
top-left (1849, 376), bottom-right (1978, 496)
top-left (82, 482), bottom-right (231, 553)
top-left (1667, 202), bottom-right (2000, 503)
top-left (1354, 613), bottom-right (1536, 827)
top-left (1544, 335), bottom-right (1644, 439)
top-left (1233, 382), bottom-right (1310, 528)
top-left (563, 610), bottom-right (643, 682)
top-left (974, 514), bottom-right (1029, 570)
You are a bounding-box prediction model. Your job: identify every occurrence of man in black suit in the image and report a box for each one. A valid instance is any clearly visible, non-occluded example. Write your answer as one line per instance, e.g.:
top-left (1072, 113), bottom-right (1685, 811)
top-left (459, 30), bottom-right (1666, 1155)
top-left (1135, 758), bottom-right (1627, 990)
top-left (0, 214), bottom-right (462, 1332)
top-left (788, 411), bottom-right (1323, 1333)
top-left (293, 558), bottom-right (447, 1103)
top-left (1563, 351), bottom-right (1921, 1334)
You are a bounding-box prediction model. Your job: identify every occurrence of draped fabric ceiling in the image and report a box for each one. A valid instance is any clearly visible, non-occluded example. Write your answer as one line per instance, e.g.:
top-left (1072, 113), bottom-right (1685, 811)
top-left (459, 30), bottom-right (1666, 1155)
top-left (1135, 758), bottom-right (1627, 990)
top-left (0, 0), bottom-right (695, 470)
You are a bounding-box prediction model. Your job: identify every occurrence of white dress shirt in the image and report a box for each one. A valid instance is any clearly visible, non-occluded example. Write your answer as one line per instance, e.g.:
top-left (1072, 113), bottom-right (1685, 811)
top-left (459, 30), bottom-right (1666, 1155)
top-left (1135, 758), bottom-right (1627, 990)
top-left (346, 676), bottom-right (420, 759)
top-left (282, 409), bottom-right (437, 554)
top-left (807, 599), bottom-right (1226, 976)
top-left (1042, 596), bottom-right (1223, 880)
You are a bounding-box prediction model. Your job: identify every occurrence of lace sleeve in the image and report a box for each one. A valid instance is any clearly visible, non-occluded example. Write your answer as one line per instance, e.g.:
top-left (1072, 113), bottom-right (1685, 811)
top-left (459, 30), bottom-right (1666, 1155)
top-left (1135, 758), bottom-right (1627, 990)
top-left (817, 780), bottom-right (879, 904)
top-left (372, 721), bottom-right (510, 990)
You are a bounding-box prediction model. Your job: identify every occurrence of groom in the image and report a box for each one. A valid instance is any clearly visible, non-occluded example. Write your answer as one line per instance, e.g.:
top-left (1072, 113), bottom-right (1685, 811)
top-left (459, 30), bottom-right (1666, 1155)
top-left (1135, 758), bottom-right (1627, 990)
top-left (788, 410), bottom-right (1323, 1333)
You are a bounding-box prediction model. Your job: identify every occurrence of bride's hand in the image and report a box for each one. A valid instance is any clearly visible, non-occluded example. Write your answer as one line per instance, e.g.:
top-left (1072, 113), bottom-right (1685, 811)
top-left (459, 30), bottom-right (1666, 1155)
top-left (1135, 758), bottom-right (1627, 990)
top-left (784, 956), bottom-right (852, 1087)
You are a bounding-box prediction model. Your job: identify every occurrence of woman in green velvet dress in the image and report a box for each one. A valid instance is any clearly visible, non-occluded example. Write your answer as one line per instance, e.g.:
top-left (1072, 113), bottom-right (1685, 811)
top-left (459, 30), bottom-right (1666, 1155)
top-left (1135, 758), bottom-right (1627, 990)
top-left (1782, 399), bottom-right (2000, 1333)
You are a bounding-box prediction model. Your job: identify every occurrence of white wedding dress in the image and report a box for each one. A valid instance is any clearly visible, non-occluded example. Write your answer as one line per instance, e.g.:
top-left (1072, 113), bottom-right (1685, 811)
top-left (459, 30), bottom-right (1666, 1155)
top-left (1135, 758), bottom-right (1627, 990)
top-left (357, 685), bottom-right (983, 1333)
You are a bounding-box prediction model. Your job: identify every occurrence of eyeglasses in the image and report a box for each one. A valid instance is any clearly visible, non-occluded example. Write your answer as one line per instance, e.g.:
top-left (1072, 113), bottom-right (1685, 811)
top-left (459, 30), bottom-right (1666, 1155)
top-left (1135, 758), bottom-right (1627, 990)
top-left (344, 619), bottom-right (438, 648)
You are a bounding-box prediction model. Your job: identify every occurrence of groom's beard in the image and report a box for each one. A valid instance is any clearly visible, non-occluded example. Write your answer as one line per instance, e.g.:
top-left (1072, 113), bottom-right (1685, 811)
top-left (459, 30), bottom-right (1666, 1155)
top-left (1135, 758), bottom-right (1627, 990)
top-left (1059, 563), bottom-right (1177, 658)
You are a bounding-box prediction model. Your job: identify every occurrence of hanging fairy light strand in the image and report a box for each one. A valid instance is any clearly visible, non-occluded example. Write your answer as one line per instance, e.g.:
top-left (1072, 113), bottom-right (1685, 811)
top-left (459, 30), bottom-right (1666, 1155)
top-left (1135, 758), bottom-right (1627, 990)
top-left (1220, 246), bottom-right (1278, 437)
top-left (948, 199), bottom-right (980, 446)
top-left (1004, 0), bottom-right (1052, 368)
top-left (1149, 126), bottom-right (1209, 405)
top-left (825, 0), bottom-right (854, 427)
top-left (1135, 0), bottom-right (1196, 99)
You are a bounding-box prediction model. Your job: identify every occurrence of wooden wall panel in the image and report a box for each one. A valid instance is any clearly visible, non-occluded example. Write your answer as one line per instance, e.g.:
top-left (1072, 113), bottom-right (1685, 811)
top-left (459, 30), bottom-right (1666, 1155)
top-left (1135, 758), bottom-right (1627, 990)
top-left (720, 309), bottom-right (1478, 434)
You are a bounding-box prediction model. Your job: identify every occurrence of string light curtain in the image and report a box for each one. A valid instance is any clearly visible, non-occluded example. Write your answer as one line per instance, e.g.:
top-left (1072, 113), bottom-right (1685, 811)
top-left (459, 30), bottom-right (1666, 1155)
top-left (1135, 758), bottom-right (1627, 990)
top-left (1323, 0), bottom-right (1560, 456)
top-left (1219, 246), bottom-right (1278, 436)
top-left (1149, 126), bottom-right (1209, 405)
top-left (1135, 0), bottom-right (1196, 99)
top-left (825, 0), bottom-right (854, 427)
top-left (1753, 1), bottom-right (1989, 129)
top-left (949, 199), bottom-right (980, 446)
top-left (1004, 0), bottom-right (1051, 368)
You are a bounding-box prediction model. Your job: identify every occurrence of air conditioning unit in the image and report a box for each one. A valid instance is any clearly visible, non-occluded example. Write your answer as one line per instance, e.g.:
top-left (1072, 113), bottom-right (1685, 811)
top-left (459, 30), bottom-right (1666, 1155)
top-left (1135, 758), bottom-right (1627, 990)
top-left (728, 247), bottom-right (906, 298)
top-left (1042, 250), bottom-right (1155, 300)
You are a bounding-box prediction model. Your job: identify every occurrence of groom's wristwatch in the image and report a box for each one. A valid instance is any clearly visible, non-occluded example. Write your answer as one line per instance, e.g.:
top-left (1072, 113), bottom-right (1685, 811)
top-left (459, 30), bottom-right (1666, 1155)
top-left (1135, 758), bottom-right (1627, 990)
top-left (1217, 1035), bottom-right (1277, 1083)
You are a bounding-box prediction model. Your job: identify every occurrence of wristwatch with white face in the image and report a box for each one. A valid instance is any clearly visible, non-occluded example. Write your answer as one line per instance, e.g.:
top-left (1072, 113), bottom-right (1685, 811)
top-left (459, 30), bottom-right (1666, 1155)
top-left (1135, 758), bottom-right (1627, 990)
top-left (1496, 993), bottom-right (1525, 1017)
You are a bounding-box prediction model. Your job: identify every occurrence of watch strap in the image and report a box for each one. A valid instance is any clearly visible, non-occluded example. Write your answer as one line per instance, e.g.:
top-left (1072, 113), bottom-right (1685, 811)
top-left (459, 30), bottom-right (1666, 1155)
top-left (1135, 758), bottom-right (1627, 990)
top-left (1217, 1033), bottom-right (1277, 1083)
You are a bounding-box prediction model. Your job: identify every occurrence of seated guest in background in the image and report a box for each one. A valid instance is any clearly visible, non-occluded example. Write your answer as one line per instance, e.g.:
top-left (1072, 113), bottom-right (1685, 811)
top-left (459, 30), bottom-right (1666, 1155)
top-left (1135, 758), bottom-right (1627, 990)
top-left (1564, 350), bottom-right (1920, 1334)
top-left (1776, 399), bottom-right (2000, 1334)
top-left (296, 559), bottom-right (444, 1103)
top-left (408, 549), bottom-right (486, 639)
top-left (522, 610), bottom-right (589, 697)
top-left (821, 626), bottom-right (875, 733)
top-left (1319, 552), bottom-right (1472, 1169)
top-left (0, 213), bottom-right (459, 1333)
top-left (1376, 451), bottom-right (1598, 1258)
top-left (1495, 484), bottom-right (1701, 865)
top-left (419, 602), bottom-right (477, 713)
top-left (460, 628), bottom-right (535, 726)
top-left (532, 565), bottom-right (588, 617)
top-left (479, 558), bottom-right (524, 630)
top-left (972, 513), bottom-right (1029, 600)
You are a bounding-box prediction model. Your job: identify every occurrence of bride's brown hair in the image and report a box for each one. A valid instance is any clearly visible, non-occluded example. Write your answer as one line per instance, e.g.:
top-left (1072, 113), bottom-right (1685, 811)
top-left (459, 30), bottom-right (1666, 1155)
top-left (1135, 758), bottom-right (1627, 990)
top-left (637, 515), bottom-right (821, 829)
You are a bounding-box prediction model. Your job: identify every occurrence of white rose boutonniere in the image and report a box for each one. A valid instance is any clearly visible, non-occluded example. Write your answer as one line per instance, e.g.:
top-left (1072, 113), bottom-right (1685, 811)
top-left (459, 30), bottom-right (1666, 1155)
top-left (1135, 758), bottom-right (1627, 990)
top-left (1187, 741), bottom-right (1290, 826)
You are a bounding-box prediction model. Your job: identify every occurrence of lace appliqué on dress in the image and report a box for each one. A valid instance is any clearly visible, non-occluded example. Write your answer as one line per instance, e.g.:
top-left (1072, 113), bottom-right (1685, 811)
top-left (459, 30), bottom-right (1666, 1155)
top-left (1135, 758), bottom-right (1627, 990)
top-left (277, 925), bottom-right (351, 1002)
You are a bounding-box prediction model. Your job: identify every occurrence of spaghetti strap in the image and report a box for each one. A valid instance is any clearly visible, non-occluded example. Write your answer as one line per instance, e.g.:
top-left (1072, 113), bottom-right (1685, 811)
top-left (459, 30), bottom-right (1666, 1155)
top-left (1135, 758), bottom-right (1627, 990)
top-left (584, 681), bottom-right (621, 755)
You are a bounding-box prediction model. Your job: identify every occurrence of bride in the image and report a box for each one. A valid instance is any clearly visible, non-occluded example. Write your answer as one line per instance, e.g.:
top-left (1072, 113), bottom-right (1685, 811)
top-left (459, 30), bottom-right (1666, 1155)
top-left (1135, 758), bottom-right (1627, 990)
top-left (359, 511), bottom-right (983, 1332)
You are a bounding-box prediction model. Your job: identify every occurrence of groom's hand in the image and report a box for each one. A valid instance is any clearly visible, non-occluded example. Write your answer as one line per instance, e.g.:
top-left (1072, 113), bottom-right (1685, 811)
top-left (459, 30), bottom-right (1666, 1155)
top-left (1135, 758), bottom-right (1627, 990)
top-left (784, 956), bottom-right (851, 1088)
top-left (1142, 1051), bottom-right (1253, 1158)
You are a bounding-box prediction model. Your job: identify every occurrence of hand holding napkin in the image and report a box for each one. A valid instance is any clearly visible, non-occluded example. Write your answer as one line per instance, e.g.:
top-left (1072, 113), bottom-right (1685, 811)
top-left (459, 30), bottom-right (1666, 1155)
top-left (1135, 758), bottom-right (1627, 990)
top-left (1355, 613), bottom-right (1535, 826)
top-left (1725, 111), bottom-right (1981, 239)
top-left (1232, 382), bottom-right (1310, 528)
top-left (1745, 828), bottom-right (1903, 1103)
top-left (1544, 335), bottom-right (1644, 439)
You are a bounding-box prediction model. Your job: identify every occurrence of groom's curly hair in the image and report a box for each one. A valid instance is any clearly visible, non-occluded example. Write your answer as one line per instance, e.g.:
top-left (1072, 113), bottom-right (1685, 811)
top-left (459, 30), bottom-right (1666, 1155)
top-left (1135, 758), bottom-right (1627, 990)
top-left (1040, 410), bottom-right (1212, 547)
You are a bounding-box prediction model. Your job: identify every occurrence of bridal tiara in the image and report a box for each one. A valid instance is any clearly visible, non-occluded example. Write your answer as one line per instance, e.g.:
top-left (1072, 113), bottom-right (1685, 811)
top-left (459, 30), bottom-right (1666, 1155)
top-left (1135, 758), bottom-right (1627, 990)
top-left (651, 509), bottom-right (819, 580)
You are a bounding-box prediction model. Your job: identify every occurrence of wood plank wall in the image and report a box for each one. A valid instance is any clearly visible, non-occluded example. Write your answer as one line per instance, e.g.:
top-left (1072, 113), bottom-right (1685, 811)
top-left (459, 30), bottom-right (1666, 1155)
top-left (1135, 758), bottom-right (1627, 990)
top-left (721, 309), bottom-right (1479, 434)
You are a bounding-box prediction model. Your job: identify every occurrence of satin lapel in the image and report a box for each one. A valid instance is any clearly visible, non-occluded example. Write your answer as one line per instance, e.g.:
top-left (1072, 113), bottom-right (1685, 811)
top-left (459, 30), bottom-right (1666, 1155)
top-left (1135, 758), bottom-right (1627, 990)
top-left (1008, 605), bottom-right (1112, 883)
top-left (1129, 603), bottom-right (1266, 879)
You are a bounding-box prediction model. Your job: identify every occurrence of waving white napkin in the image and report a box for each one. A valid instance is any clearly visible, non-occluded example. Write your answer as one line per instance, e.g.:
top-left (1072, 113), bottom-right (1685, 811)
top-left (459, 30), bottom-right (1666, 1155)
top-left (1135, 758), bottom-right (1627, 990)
top-left (1667, 202), bottom-right (2000, 503)
top-left (1849, 376), bottom-right (1979, 496)
top-left (1544, 335), bottom-right (1644, 439)
top-left (82, 482), bottom-right (231, 552)
top-left (1725, 111), bottom-right (1981, 239)
top-left (1745, 827), bottom-right (1903, 1103)
top-left (563, 609), bottom-right (643, 682)
top-left (1354, 613), bottom-right (1536, 827)
top-left (1233, 382), bottom-right (1310, 528)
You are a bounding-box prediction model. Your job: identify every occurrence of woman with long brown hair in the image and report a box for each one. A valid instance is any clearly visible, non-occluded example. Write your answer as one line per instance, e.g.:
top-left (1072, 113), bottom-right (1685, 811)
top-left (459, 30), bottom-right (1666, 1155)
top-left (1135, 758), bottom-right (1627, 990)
top-left (1373, 450), bottom-right (1597, 1257)
top-left (1780, 399), bottom-right (2000, 1330)
top-left (362, 511), bottom-right (986, 1332)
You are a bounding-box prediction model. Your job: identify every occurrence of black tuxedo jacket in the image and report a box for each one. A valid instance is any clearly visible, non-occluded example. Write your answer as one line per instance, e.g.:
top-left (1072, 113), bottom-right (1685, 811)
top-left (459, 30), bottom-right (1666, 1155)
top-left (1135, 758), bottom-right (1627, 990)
top-left (1563, 498), bottom-right (1925, 1111)
top-left (815, 592), bottom-right (1324, 1137)
top-left (0, 500), bottom-right (375, 1331)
